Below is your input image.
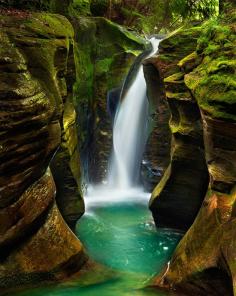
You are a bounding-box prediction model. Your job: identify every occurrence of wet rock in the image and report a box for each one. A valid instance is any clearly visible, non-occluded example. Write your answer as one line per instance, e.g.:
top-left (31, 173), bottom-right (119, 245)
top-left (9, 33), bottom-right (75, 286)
top-left (50, 43), bottom-right (85, 231)
top-left (143, 58), bottom-right (171, 192)
top-left (152, 13), bottom-right (236, 295)
top-left (0, 12), bottom-right (87, 289)
top-left (149, 25), bottom-right (209, 231)
top-left (72, 16), bottom-right (146, 183)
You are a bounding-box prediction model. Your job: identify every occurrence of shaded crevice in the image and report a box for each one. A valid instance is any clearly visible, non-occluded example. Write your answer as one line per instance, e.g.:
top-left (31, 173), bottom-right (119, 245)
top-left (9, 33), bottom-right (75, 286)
top-left (0, 198), bottom-right (54, 262)
top-left (142, 61), bottom-right (171, 191)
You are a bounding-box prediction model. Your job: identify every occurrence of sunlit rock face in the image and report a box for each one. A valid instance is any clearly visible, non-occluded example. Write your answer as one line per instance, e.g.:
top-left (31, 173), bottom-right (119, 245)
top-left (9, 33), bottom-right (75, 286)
top-left (149, 25), bottom-right (209, 231)
top-left (0, 12), bottom-right (86, 288)
top-left (152, 15), bottom-right (236, 295)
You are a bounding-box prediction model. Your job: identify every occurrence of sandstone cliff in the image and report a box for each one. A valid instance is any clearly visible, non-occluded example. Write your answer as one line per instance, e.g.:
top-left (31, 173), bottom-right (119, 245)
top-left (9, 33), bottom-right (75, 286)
top-left (149, 11), bottom-right (236, 295)
top-left (0, 12), bottom-right (87, 289)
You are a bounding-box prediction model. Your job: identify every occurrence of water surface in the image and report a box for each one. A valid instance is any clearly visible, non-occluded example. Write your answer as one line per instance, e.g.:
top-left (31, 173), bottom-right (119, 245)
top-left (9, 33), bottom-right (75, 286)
top-left (10, 192), bottom-right (182, 296)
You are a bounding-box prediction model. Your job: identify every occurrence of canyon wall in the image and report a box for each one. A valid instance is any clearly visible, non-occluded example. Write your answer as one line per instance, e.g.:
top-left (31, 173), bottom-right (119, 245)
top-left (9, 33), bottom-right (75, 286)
top-left (149, 11), bottom-right (236, 295)
top-left (72, 16), bottom-right (146, 184)
top-left (148, 25), bottom-right (209, 231)
top-left (0, 12), bottom-right (87, 289)
top-left (0, 5), bottom-right (148, 289)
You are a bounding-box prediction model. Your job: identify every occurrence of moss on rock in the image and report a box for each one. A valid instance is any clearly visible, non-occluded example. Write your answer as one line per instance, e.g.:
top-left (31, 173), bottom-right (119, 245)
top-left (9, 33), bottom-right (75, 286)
top-left (151, 10), bottom-right (236, 296)
top-left (184, 19), bottom-right (236, 121)
top-left (0, 11), bottom-right (87, 288)
top-left (72, 16), bottom-right (146, 183)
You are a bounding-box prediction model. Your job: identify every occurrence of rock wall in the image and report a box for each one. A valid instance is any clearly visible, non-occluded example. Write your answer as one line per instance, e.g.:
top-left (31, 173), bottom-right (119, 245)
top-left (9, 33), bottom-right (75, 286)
top-left (0, 12), bottom-right (87, 289)
top-left (148, 25), bottom-right (209, 231)
top-left (151, 12), bottom-right (236, 295)
top-left (72, 16), bottom-right (146, 184)
top-left (50, 42), bottom-right (84, 231)
top-left (142, 58), bottom-right (171, 192)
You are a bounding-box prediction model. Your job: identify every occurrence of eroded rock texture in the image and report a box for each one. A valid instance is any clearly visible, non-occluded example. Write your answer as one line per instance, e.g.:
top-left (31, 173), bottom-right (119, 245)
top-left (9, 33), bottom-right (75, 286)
top-left (72, 17), bottom-right (146, 183)
top-left (143, 58), bottom-right (171, 192)
top-left (149, 26), bottom-right (209, 231)
top-left (50, 43), bottom-right (85, 231)
top-left (0, 12), bottom-right (86, 289)
top-left (152, 14), bottom-right (236, 296)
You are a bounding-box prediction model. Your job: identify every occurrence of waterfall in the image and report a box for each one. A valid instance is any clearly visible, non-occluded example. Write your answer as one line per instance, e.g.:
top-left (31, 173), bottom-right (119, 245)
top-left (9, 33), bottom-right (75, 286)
top-left (85, 38), bottom-right (161, 208)
top-left (108, 38), bottom-right (161, 189)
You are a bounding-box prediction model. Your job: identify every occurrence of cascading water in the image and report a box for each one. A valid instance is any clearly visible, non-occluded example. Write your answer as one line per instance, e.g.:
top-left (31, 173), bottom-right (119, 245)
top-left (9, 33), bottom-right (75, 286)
top-left (109, 38), bottom-right (161, 189)
top-left (11, 38), bottom-right (183, 296)
top-left (74, 40), bottom-right (183, 293)
top-left (85, 38), bottom-right (161, 205)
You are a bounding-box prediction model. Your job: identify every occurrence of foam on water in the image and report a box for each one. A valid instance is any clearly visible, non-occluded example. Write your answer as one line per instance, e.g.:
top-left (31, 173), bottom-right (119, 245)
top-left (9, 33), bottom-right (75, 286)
top-left (85, 185), bottom-right (150, 212)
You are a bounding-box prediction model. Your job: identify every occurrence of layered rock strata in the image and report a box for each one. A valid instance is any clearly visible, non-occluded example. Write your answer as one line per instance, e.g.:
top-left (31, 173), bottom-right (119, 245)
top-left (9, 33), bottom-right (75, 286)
top-left (148, 26), bottom-right (209, 230)
top-left (50, 43), bottom-right (84, 230)
top-left (0, 12), bottom-right (87, 288)
top-left (152, 14), bottom-right (236, 295)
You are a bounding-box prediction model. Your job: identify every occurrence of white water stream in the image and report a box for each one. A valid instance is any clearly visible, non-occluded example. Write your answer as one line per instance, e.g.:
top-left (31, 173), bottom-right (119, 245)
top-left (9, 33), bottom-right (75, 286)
top-left (108, 38), bottom-right (161, 189)
top-left (85, 38), bottom-right (161, 208)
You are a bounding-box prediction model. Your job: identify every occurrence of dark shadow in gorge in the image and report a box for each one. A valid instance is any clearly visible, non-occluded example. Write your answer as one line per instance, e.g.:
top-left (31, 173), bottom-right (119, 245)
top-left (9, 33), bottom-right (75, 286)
top-left (143, 58), bottom-right (209, 231)
top-left (142, 61), bottom-right (171, 192)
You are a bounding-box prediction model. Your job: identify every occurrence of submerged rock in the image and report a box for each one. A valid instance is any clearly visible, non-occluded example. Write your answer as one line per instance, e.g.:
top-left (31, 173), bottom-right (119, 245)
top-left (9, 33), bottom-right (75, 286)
top-left (0, 12), bottom-right (87, 289)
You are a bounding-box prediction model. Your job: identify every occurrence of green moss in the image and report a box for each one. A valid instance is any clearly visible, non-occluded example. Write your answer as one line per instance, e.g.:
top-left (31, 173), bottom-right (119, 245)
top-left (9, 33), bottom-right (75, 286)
top-left (72, 16), bottom-right (146, 154)
top-left (169, 121), bottom-right (195, 134)
top-left (184, 19), bottom-right (236, 121)
top-left (0, 12), bottom-right (74, 114)
top-left (160, 25), bottom-right (201, 51)
top-left (95, 17), bottom-right (146, 54)
top-left (150, 165), bottom-right (171, 204)
top-left (166, 91), bottom-right (192, 100)
top-left (95, 57), bottom-right (112, 73)
top-left (157, 24), bottom-right (202, 78)
top-left (207, 59), bottom-right (236, 75)
top-left (164, 72), bottom-right (184, 83)
top-left (68, 0), bottom-right (91, 17)
top-left (197, 19), bottom-right (232, 54)
top-left (21, 13), bottom-right (74, 39)
top-left (178, 52), bottom-right (197, 66)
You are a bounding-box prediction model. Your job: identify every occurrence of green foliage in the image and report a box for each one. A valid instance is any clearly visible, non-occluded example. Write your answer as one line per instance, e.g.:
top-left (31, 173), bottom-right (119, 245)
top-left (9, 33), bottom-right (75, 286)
top-left (184, 17), bottom-right (236, 121)
top-left (0, 0), bottom-right (223, 34)
top-left (0, 0), bottom-right (51, 10)
top-left (170, 0), bottom-right (218, 19)
top-left (68, 0), bottom-right (91, 16)
top-left (90, 0), bottom-right (109, 16)
top-left (86, 0), bottom-right (219, 34)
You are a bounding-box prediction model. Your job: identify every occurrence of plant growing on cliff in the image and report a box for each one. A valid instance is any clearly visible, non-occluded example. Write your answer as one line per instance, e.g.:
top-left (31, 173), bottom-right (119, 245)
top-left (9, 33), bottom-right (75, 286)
top-left (88, 0), bottom-right (219, 34)
top-left (170, 0), bottom-right (218, 19)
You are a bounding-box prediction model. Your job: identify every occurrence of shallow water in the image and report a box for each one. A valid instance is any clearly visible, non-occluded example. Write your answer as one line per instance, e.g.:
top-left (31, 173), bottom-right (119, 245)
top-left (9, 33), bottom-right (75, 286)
top-left (9, 194), bottom-right (182, 296)
top-left (77, 201), bottom-right (181, 275)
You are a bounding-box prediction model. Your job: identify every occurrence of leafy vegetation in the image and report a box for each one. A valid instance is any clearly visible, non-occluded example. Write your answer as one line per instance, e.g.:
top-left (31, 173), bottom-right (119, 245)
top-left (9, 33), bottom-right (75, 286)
top-left (1, 0), bottom-right (235, 35)
top-left (90, 0), bottom-right (220, 34)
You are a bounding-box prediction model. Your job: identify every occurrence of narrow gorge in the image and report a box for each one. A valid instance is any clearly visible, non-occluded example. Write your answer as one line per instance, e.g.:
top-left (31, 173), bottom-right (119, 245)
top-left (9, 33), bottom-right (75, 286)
top-left (0, 1), bottom-right (235, 296)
